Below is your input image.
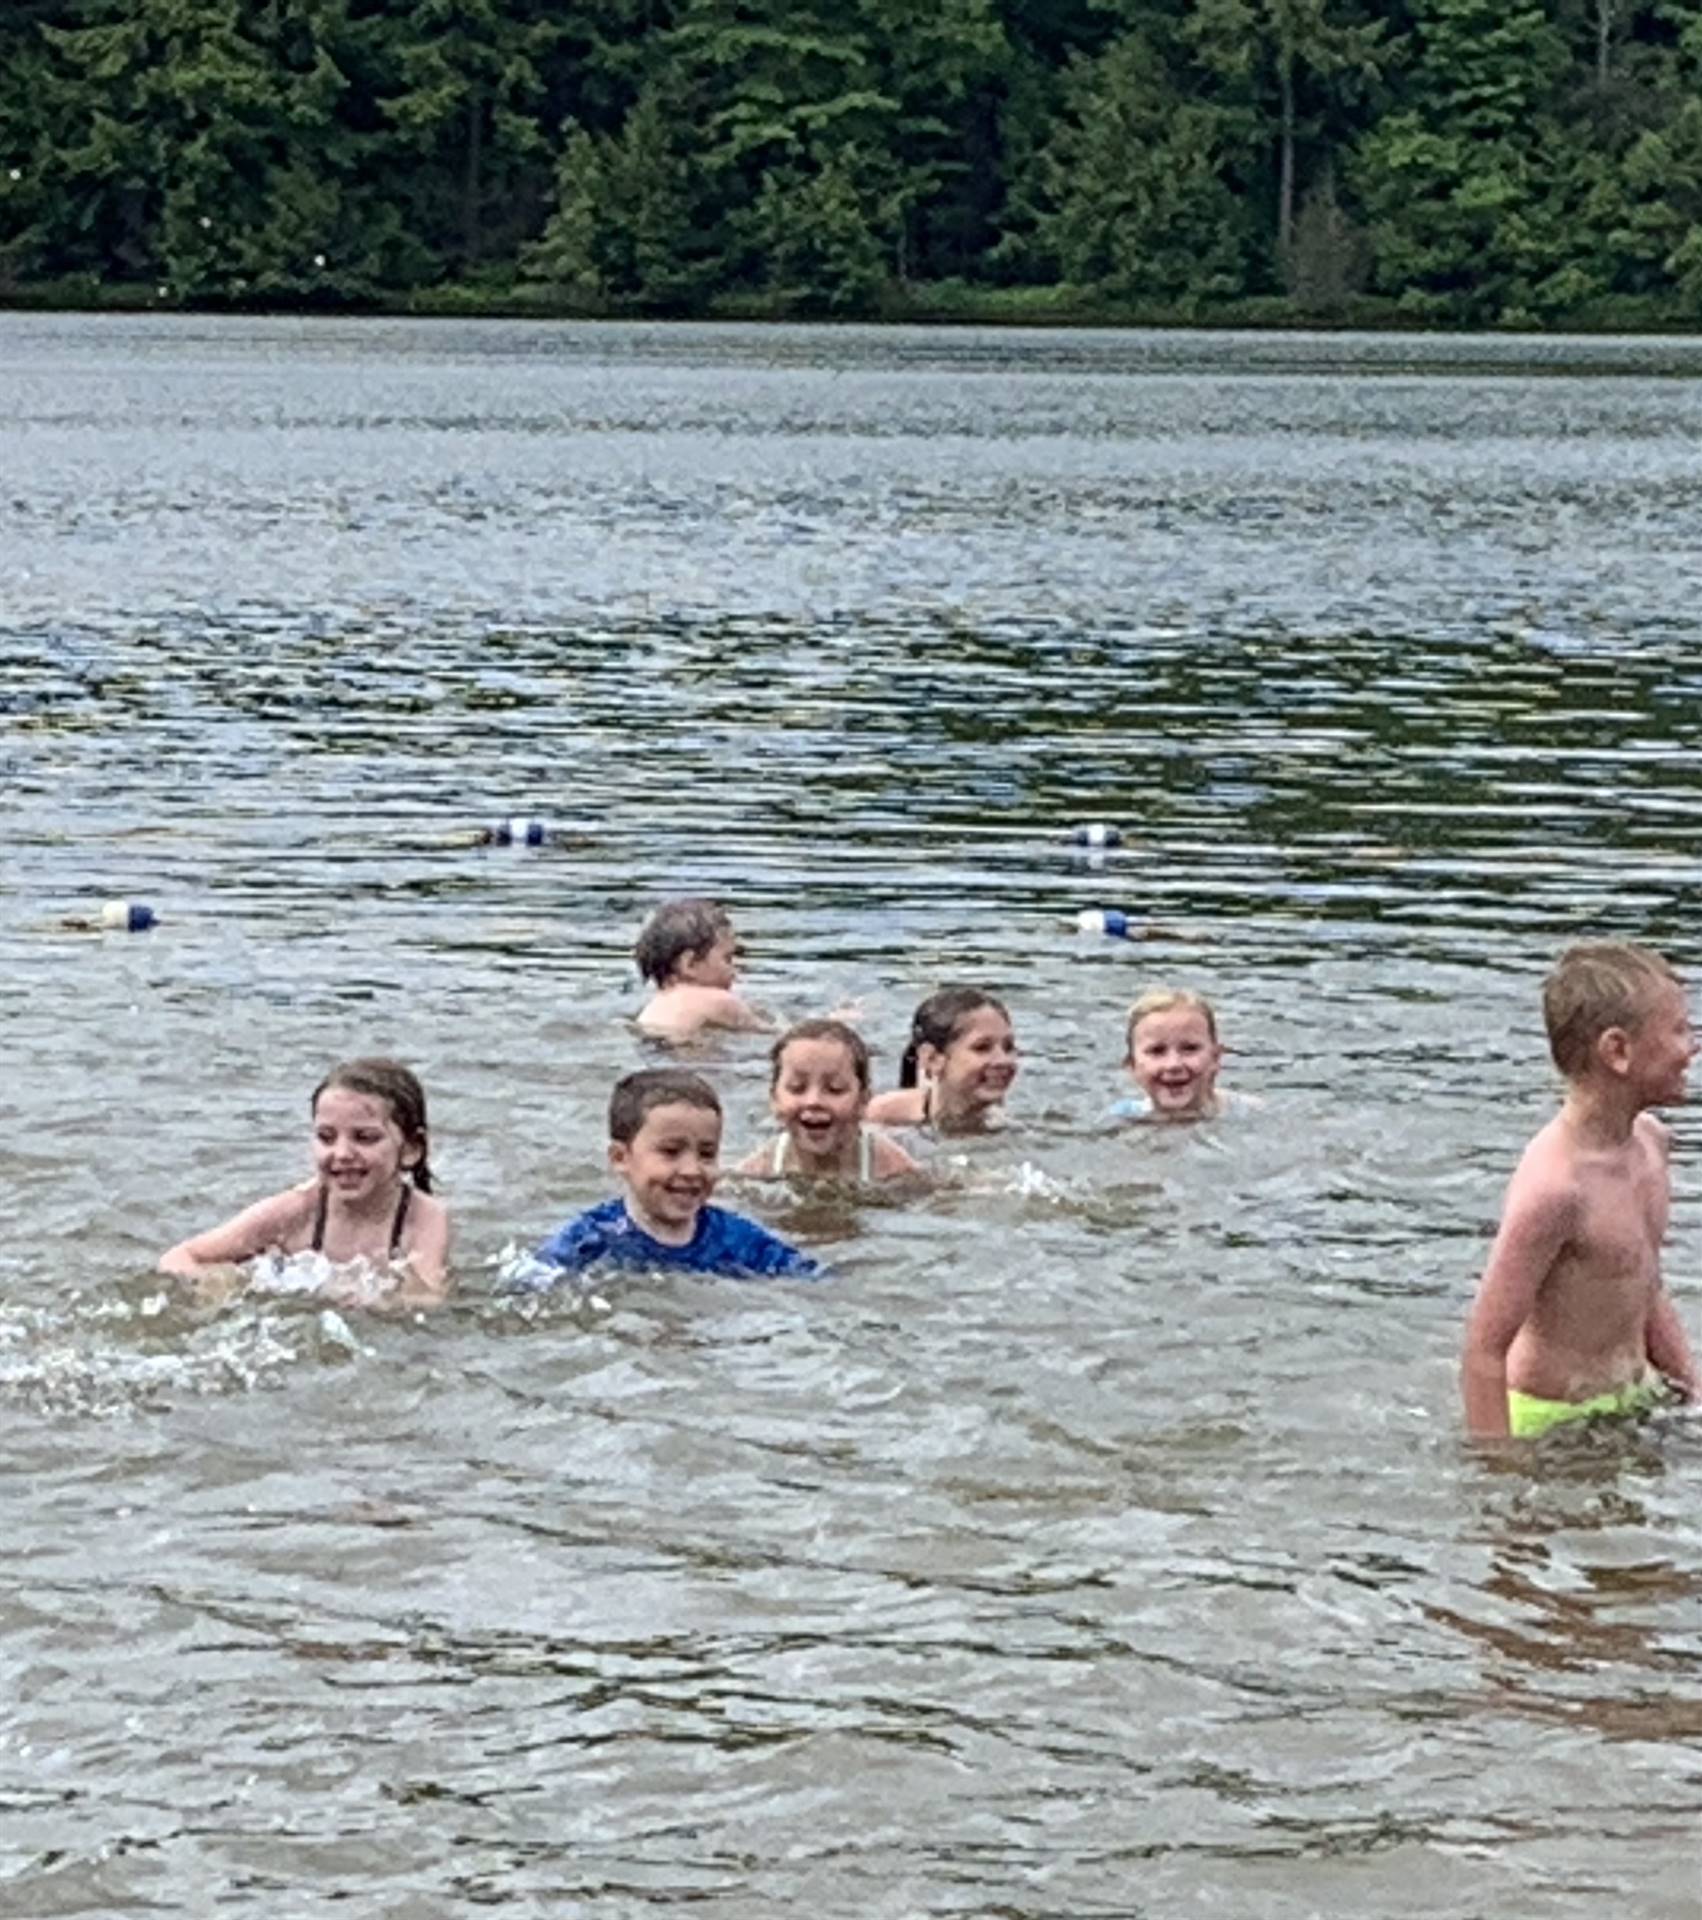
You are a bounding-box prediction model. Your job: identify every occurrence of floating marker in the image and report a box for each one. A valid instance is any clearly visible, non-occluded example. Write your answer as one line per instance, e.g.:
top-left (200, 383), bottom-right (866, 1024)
top-left (481, 817), bottom-right (548, 847)
top-left (1069, 823), bottom-right (1123, 849)
top-left (1075, 909), bottom-right (1186, 943)
top-left (99, 900), bottom-right (157, 932)
top-left (1077, 908), bottom-right (1132, 939)
top-left (56, 899), bottom-right (158, 934)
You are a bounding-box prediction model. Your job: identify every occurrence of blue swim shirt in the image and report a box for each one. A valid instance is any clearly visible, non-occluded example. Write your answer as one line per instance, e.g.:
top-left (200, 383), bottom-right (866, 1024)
top-left (517, 1197), bottom-right (821, 1287)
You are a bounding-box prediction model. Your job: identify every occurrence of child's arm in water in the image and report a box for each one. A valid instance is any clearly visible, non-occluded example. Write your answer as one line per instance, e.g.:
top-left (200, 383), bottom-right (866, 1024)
top-left (1646, 1286), bottom-right (1700, 1400)
top-left (386, 1193), bottom-right (453, 1307)
top-left (1461, 1158), bottom-right (1573, 1438)
top-left (158, 1186), bottom-right (314, 1280)
top-left (695, 986), bottom-right (771, 1032)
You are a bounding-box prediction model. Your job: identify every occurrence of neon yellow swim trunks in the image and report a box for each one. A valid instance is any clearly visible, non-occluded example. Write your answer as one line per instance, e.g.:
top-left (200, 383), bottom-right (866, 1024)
top-left (1507, 1374), bottom-right (1668, 1439)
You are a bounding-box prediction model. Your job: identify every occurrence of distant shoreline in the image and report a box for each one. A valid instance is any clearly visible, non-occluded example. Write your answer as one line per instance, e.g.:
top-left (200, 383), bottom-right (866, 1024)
top-left (4, 277), bottom-right (1699, 338)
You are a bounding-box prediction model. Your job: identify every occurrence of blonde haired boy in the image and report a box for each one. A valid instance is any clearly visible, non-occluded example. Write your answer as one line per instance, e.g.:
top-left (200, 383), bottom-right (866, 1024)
top-left (1462, 941), bottom-right (1700, 1439)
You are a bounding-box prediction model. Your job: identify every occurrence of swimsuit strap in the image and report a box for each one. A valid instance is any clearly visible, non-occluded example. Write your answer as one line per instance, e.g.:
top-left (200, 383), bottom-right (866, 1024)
top-left (772, 1134), bottom-right (789, 1176)
top-left (314, 1182), bottom-right (409, 1257)
top-left (859, 1125), bottom-right (873, 1182)
top-left (390, 1183), bottom-right (412, 1257)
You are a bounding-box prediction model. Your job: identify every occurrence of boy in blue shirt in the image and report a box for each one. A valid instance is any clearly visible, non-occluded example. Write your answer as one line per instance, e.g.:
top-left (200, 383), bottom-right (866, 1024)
top-left (519, 1068), bottom-right (819, 1285)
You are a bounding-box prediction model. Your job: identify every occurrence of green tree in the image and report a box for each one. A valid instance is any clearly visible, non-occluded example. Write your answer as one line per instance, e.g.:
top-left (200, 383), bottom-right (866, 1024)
top-left (523, 92), bottom-right (708, 307)
top-left (1353, 0), bottom-right (1569, 318)
top-left (1009, 28), bottom-right (1256, 305)
top-left (642, 0), bottom-right (905, 300)
top-left (374, 0), bottom-right (562, 271)
top-left (31, 0), bottom-right (431, 298)
top-left (0, 2), bottom-right (70, 284)
top-left (754, 145), bottom-right (890, 309)
top-left (1613, 94), bottom-right (1702, 308)
top-left (860, 0), bottom-right (1016, 279)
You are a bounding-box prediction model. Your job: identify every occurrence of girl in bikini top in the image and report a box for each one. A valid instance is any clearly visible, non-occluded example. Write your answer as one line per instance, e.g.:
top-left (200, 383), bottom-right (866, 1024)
top-left (158, 1057), bottom-right (452, 1300)
top-left (310, 1177), bottom-right (412, 1258)
top-left (864, 987), bottom-right (1019, 1135)
top-left (737, 1019), bottom-right (921, 1184)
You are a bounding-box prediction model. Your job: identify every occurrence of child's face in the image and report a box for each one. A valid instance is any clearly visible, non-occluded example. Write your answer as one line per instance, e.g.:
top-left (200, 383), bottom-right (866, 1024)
top-left (1623, 981), bottom-right (1695, 1107)
top-left (612, 1100), bottom-right (721, 1236)
top-left (924, 1007), bottom-right (1019, 1110)
top-left (312, 1087), bottom-right (416, 1201)
top-left (1129, 1007), bottom-right (1222, 1117)
top-left (678, 928), bottom-right (738, 991)
top-left (772, 1037), bottom-right (866, 1158)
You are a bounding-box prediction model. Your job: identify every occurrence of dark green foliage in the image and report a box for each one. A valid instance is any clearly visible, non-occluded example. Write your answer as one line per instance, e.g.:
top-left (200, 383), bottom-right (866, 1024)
top-left (3, 0), bottom-right (1700, 320)
top-left (1006, 31), bottom-right (1258, 302)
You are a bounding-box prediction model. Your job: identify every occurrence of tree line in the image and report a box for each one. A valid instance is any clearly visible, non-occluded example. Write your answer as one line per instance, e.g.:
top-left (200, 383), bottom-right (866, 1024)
top-left (2, 0), bottom-right (1700, 325)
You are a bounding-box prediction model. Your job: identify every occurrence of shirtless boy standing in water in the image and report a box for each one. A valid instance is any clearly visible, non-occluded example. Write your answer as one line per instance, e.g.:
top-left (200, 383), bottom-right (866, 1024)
top-left (1463, 941), bottom-right (1700, 1439)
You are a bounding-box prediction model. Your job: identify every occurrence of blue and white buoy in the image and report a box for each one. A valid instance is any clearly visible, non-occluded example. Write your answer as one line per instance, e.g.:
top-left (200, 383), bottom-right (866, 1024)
top-left (1069, 823), bottom-right (1123, 849)
top-left (482, 817), bottom-right (548, 847)
top-left (99, 900), bottom-right (157, 932)
top-left (1077, 908), bottom-right (1132, 939)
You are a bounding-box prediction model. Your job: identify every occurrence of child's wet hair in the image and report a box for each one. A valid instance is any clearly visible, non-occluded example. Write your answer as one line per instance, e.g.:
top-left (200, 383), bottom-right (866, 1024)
top-left (608, 1067), bottom-right (723, 1144)
top-left (898, 987), bottom-right (1010, 1088)
top-left (635, 898), bottom-right (732, 987)
top-left (1125, 988), bottom-right (1219, 1059)
top-left (311, 1057), bottom-right (434, 1193)
top-left (1543, 941), bottom-right (1679, 1077)
top-left (770, 1018), bottom-right (871, 1094)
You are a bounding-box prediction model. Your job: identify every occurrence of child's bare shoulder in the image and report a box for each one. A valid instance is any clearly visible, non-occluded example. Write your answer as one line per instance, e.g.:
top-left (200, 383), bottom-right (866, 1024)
top-left (1503, 1117), bottom-right (1587, 1210)
top-left (636, 986), bottom-right (707, 1036)
top-left (408, 1188), bottom-right (451, 1229)
top-left (259, 1182), bottom-right (321, 1235)
top-left (1635, 1110), bottom-right (1672, 1158)
top-left (735, 1140), bottom-right (778, 1177)
top-left (866, 1088), bottom-right (923, 1126)
top-left (180, 1182), bottom-right (316, 1265)
top-left (638, 984), bottom-right (762, 1037)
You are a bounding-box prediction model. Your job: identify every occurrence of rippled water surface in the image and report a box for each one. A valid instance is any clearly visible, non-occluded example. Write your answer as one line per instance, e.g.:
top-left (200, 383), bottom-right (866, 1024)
top-left (4, 316), bottom-right (1702, 1916)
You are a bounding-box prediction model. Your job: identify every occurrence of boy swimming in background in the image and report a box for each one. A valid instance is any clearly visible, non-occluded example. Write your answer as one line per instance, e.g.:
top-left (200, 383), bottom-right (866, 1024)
top-left (635, 898), bottom-right (770, 1040)
top-left (1462, 941), bottom-right (1700, 1440)
top-left (507, 1068), bottom-right (819, 1285)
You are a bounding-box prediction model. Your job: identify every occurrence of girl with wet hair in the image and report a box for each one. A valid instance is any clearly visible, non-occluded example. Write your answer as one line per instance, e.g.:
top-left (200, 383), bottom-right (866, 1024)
top-left (158, 1056), bottom-right (451, 1303)
top-left (865, 988), bottom-right (1018, 1135)
top-left (738, 1018), bottom-right (921, 1182)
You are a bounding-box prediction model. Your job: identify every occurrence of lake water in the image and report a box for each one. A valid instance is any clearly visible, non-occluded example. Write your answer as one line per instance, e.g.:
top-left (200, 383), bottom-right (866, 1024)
top-left (3, 315), bottom-right (1701, 1916)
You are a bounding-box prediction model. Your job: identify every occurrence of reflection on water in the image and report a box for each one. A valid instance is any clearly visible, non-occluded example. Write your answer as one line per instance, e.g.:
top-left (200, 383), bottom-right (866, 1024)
top-left (1, 316), bottom-right (1699, 1915)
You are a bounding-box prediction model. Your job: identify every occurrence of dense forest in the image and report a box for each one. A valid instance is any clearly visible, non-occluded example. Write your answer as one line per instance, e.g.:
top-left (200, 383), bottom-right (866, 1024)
top-left (2, 0), bottom-right (1700, 325)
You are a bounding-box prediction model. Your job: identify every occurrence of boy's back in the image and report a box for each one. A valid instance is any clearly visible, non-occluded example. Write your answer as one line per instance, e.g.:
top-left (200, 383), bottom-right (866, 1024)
top-left (637, 980), bottom-right (762, 1040)
top-left (634, 898), bottom-right (767, 1040)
